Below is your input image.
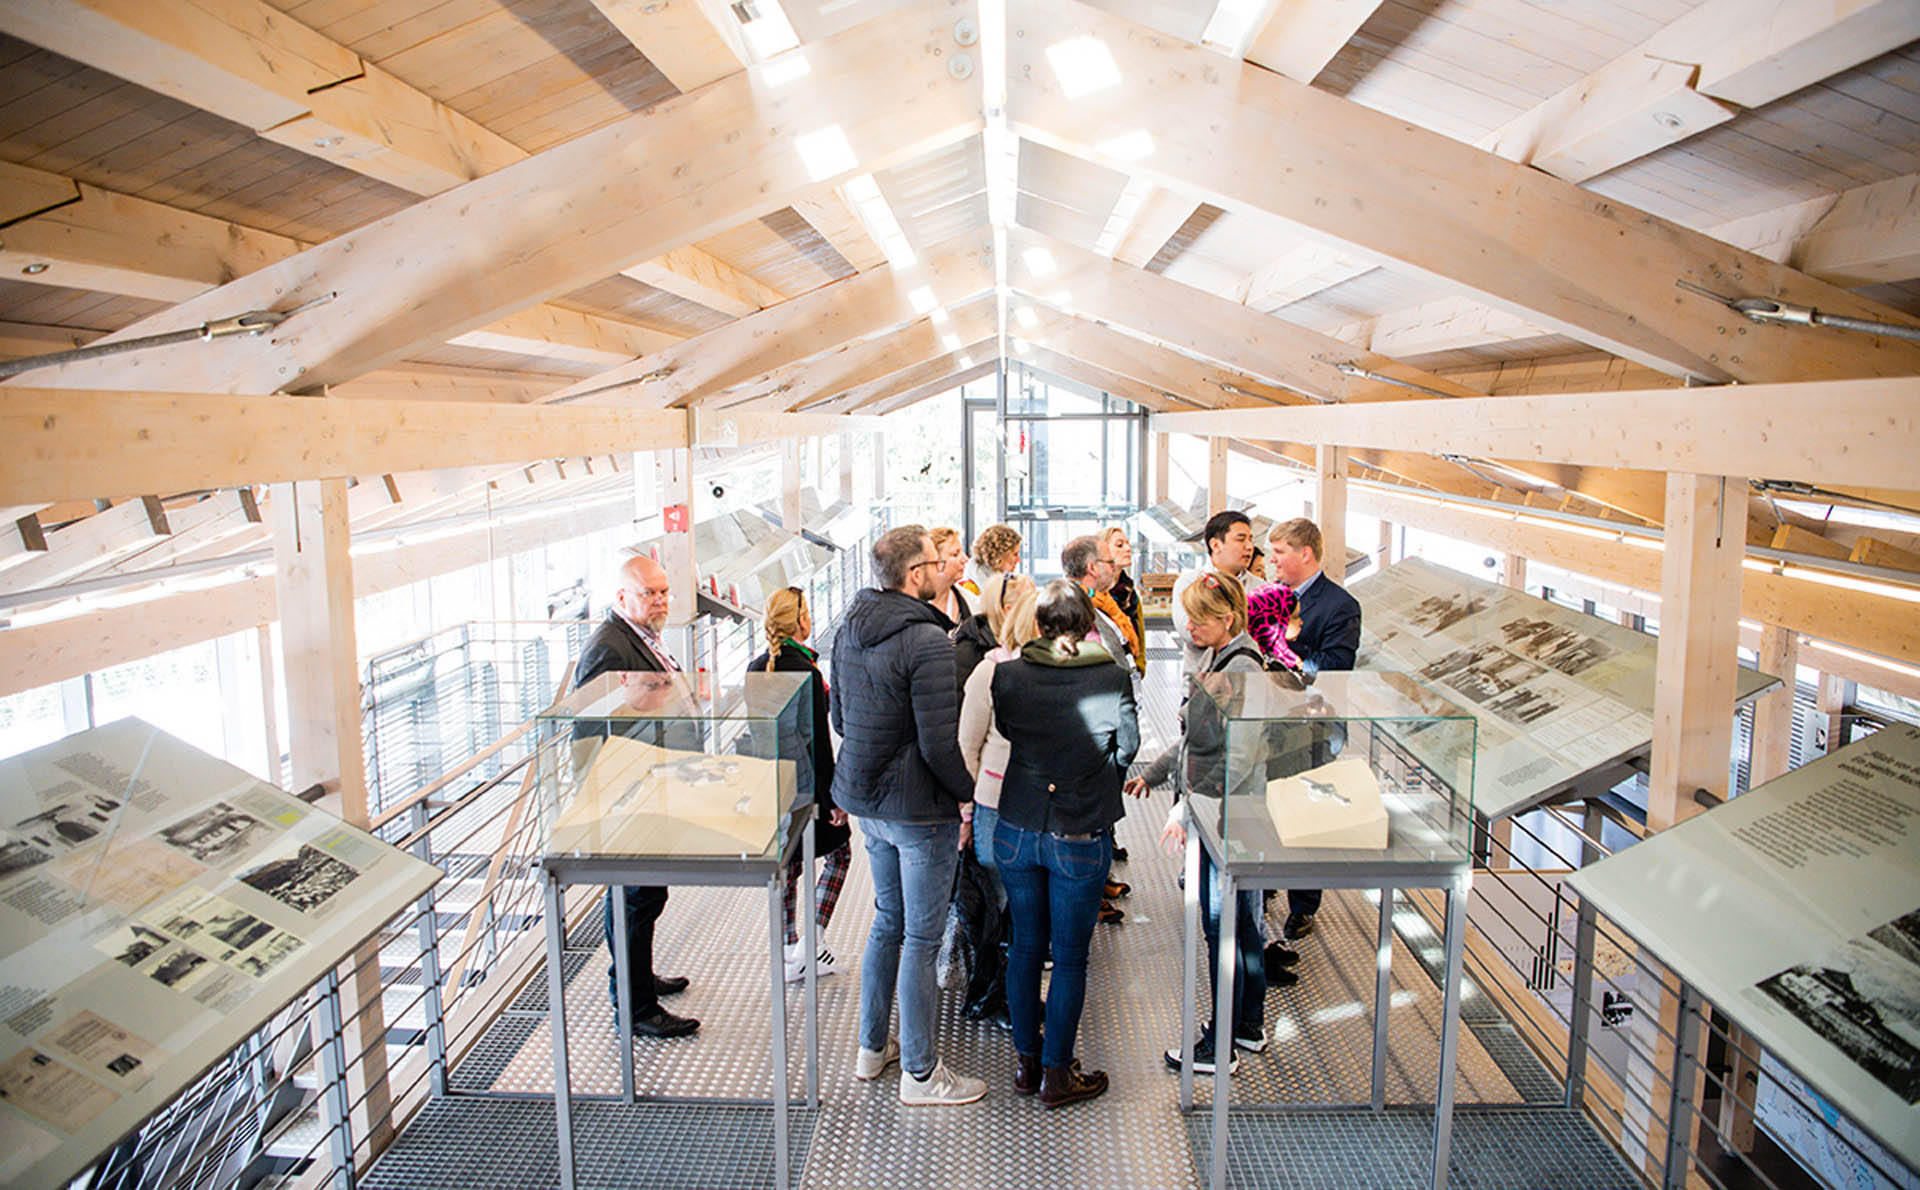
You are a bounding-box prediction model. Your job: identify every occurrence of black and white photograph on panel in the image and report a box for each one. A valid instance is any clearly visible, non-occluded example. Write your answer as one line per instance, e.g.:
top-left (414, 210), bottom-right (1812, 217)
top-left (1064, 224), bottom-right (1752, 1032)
top-left (0, 837), bottom-right (52, 880)
top-left (1756, 905), bottom-right (1920, 1105)
top-left (1497, 616), bottom-right (1615, 676)
top-left (147, 947), bottom-right (210, 991)
top-left (1405, 592), bottom-right (1488, 637)
top-left (10, 791), bottom-right (122, 855)
top-left (238, 843), bottom-right (359, 914)
top-left (157, 801), bottom-right (275, 866)
top-left (1419, 643), bottom-right (1545, 705)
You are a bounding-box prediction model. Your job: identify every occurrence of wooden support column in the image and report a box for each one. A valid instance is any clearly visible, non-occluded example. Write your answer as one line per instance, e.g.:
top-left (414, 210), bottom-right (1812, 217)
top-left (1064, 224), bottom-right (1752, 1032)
top-left (871, 431), bottom-right (887, 507)
top-left (1153, 432), bottom-right (1170, 504)
top-left (1817, 672), bottom-right (1855, 755)
top-left (269, 476), bottom-right (392, 1159)
top-left (256, 624), bottom-right (281, 787)
top-left (1207, 437), bottom-right (1229, 516)
top-left (1649, 473), bottom-right (1744, 831)
top-left (1378, 520), bottom-right (1396, 568)
top-left (1316, 445), bottom-right (1349, 582)
top-left (1505, 553), bottom-right (1528, 591)
top-left (780, 439), bottom-right (804, 533)
top-left (839, 433), bottom-right (856, 505)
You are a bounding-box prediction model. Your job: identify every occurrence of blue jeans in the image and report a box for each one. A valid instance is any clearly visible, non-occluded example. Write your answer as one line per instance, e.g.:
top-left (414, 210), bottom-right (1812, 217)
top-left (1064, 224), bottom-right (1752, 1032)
top-left (1201, 850), bottom-right (1266, 1037)
top-left (971, 802), bottom-right (1008, 911)
top-left (995, 819), bottom-right (1110, 1069)
top-left (857, 817), bottom-right (961, 1077)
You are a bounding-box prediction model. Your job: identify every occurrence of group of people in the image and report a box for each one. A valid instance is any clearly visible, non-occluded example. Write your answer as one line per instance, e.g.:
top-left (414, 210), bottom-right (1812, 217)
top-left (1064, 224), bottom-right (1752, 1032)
top-left (572, 507), bottom-right (1361, 1108)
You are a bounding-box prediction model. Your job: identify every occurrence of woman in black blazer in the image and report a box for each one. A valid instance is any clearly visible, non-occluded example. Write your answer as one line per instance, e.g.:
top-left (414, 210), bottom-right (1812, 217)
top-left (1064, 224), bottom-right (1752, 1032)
top-left (749, 587), bottom-right (853, 983)
top-left (990, 580), bottom-right (1141, 1108)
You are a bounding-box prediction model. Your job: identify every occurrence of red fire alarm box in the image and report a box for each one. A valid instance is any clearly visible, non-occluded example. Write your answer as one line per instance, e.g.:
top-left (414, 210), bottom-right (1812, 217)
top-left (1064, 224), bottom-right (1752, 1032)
top-left (662, 504), bottom-right (690, 533)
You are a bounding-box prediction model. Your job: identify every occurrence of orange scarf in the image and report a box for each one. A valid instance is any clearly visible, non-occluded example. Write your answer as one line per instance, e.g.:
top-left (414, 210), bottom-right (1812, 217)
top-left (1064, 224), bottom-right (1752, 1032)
top-left (1092, 589), bottom-right (1141, 661)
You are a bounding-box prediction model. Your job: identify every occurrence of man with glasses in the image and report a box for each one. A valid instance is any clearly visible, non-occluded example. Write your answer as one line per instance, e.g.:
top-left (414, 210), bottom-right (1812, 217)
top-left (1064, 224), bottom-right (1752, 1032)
top-left (1170, 511), bottom-right (1261, 676)
top-left (1061, 535), bottom-right (1139, 675)
top-left (574, 554), bottom-right (698, 1038)
top-left (831, 526), bottom-right (986, 1105)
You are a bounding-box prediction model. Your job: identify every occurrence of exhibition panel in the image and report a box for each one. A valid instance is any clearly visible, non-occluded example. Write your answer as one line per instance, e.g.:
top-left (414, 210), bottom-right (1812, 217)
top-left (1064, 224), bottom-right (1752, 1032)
top-left (0, 720), bottom-right (439, 1190)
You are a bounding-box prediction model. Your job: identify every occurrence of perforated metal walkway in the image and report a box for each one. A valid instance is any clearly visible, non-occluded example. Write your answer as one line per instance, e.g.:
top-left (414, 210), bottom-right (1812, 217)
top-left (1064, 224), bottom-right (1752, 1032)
top-left (364, 634), bottom-right (1640, 1189)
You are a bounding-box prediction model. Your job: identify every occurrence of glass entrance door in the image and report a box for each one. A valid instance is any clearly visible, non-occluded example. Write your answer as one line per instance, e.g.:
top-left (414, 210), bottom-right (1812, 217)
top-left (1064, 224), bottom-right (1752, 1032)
top-left (998, 363), bottom-right (1146, 579)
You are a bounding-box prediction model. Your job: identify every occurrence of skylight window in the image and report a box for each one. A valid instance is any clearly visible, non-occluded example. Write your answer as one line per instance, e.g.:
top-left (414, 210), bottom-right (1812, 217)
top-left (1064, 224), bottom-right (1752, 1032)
top-left (1046, 36), bottom-right (1122, 99)
top-left (1097, 130), bottom-right (1155, 162)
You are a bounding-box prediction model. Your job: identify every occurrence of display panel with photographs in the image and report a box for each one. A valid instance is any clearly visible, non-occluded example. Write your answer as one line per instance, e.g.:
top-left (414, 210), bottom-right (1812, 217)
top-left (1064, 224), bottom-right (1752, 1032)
top-left (0, 719), bottom-right (438, 1190)
top-left (1354, 558), bottom-right (1778, 819)
top-left (1568, 725), bottom-right (1920, 1170)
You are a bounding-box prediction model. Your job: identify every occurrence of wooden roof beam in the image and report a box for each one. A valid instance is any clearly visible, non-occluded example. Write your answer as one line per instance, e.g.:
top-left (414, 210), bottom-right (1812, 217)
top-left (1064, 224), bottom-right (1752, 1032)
top-left (10, 1), bottom-right (984, 394)
top-left (1481, 0), bottom-right (1920, 183)
top-left (586, 0), bottom-right (750, 94)
top-left (0, 162), bottom-right (680, 370)
top-left (1243, 0), bottom-right (1385, 84)
top-left (721, 295), bottom-right (1000, 412)
top-left (1005, 0), bottom-right (1920, 384)
top-left (1154, 377), bottom-right (1920, 491)
top-left (622, 246), bottom-right (791, 318)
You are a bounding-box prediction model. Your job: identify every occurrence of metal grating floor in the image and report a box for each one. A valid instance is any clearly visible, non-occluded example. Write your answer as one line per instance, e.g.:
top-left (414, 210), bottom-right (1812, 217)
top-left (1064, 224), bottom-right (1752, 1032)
top-left (375, 636), bottom-right (1628, 1188)
top-left (364, 1097), bottom-right (814, 1190)
top-left (1183, 1106), bottom-right (1642, 1189)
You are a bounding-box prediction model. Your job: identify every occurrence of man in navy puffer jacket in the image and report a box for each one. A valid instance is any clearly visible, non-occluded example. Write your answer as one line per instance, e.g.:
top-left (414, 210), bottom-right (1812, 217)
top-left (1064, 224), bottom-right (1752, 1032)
top-left (831, 525), bottom-right (985, 1105)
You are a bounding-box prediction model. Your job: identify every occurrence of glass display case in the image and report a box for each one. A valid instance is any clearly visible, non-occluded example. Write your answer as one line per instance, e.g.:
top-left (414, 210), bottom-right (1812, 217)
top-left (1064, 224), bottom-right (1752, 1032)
top-left (534, 670), bottom-right (812, 862)
top-left (1185, 670), bottom-right (1476, 869)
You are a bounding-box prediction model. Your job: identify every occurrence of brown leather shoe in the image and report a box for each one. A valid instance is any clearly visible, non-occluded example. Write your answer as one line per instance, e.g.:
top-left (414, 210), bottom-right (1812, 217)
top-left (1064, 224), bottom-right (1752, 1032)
top-left (1038, 1061), bottom-right (1108, 1108)
top-left (1014, 1052), bottom-right (1041, 1095)
top-left (1103, 878), bottom-right (1131, 898)
top-left (1098, 900), bottom-right (1124, 924)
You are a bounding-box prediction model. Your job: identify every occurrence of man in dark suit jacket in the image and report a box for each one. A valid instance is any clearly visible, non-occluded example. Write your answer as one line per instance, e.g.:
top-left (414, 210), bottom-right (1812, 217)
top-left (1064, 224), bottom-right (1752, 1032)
top-left (574, 554), bottom-right (698, 1038)
top-left (1269, 517), bottom-right (1361, 943)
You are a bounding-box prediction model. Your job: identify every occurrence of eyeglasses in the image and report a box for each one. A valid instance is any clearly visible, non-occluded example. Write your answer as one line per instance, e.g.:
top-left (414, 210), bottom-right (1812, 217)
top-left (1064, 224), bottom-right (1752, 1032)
top-left (908, 559), bottom-right (938, 572)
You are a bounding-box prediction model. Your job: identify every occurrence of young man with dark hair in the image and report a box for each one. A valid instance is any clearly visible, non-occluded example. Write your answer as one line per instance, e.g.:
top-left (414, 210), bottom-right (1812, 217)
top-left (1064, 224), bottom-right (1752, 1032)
top-left (1170, 510), bottom-right (1260, 675)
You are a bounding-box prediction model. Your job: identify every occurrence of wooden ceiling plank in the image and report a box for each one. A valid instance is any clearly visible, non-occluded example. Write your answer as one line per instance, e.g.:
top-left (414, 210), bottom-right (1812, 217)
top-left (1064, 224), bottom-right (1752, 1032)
top-left (1243, 0), bottom-right (1385, 84)
top-left (724, 296), bottom-right (998, 412)
top-left (8, 2), bottom-right (984, 394)
top-left (1155, 377), bottom-right (1920, 491)
top-left (790, 191), bottom-right (888, 271)
top-left (1111, 185), bottom-right (1196, 268)
top-left (585, 0), bottom-right (748, 94)
top-left (1006, 0), bottom-right (1920, 384)
top-left (0, 322), bottom-right (100, 360)
top-left (860, 356), bottom-right (997, 416)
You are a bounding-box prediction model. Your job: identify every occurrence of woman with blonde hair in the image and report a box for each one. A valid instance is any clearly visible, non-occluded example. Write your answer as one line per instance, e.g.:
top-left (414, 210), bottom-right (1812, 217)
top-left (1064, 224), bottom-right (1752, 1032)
top-left (749, 586), bottom-right (853, 981)
top-left (964, 523), bottom-right (1023, 594)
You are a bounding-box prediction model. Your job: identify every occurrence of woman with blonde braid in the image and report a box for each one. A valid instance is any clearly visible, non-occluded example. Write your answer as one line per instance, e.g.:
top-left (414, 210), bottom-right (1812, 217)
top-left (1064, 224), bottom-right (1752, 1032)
top-left (749, 587), bottom-right (854, 981)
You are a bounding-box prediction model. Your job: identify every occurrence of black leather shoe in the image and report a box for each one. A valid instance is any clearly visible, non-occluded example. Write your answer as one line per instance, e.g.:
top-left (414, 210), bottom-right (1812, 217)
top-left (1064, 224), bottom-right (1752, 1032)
top-left (1014, 1052), bottom-right (1041, 1095)
top-left (630, 1006), bottom-right (699, 1038)
top-left (1264, 941), bottom-right (1300, 977)
top-left (1283, 912), bottom-right (1317, 941)
top-left (1110, 843), bottom-right (1129, 863)
top-left (654, 974), bottom-right (690, 996)
top-left (1038, 1061), bottom-right (1108, 1108)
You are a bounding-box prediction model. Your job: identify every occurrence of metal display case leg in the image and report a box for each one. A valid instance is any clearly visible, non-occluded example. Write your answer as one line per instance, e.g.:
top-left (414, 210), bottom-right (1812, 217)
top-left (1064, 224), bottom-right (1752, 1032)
top-left (768, 875), bottom-right (790, 1190)
top-left (1372, 886), bottom-right (1393, 1112)
top-left (1211, 868), bottom-right (1237, 1190)
top-left (613, 882), bottom-right (634, 1102)
top-left (543, 874), bottom-right (576, 1190)
top-left (315, 970), bottom-right (356, 1190)
top-left (1181, 815), bottom-right (1200, 1111)
top-left (1566, 898), bottom-right (1598, 1110)
top-left (1663, 983), bottom-right (1703, 1190)
top-left (1431, 875), bottom-right (1470, 1190)
top-left (802, 824), bottom-right (818, 1109)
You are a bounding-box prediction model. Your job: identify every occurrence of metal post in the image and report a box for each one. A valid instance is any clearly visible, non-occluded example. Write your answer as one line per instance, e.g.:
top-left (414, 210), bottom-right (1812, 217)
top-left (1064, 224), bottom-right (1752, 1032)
top-left (1372, 887), bottom-right (1393, 1111)
top-left (1211, 866), bottom-right (1236, 1190)
top-left (613, 884), bottom-right (634, 1102)
top-left (409, 802), bottom-right (448, 1098)
top-left (1580, 801), bottom-right (1606, 868)
top-left (1180, 808), bottom-right (1200, 1111)
top-left (543, 873), bottom-right (576, 1190)
top-left (801, 821), bottom-right (819, 1108)
top-left (1431, 874), bottom-right (1470, 1190)
top-left (315, 970), bottom-right (357, 1190)
top-left (768, 874), bottom-right (790, 1190)
top-left (1663, 983), bottom-right (1704, 1190)
top-left (1566, 899), bottom-right (1598, 1111)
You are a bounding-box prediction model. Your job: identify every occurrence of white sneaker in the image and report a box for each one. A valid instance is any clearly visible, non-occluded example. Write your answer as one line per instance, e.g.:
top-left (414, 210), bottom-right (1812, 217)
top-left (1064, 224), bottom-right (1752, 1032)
top-left (854, 1037), bottom-right (898, 1081)
top-left (784, 943), bottom-right (838, 983)
top-left (898, 1058), bottom-right (987, 1105)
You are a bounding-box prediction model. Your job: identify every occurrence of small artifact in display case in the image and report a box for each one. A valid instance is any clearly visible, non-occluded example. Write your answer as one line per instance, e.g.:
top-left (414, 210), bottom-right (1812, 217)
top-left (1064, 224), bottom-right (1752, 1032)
top-left (1265, 756), bottom-right (1389, 849)
top-left (548, 736), bottom-right (786, 857)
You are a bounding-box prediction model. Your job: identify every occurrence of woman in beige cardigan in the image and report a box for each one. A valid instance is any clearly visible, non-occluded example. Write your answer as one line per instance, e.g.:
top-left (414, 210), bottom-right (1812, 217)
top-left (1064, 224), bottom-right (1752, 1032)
top-left (958, 573), bottom-right (1038, 881)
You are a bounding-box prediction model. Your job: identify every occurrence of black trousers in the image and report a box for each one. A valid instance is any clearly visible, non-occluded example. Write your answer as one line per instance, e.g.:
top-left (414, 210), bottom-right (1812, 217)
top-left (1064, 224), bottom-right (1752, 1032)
top-left (603, 884), bottom-right (670, 1012)
top-left (1287, 888), bottom-right (1322, 919)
